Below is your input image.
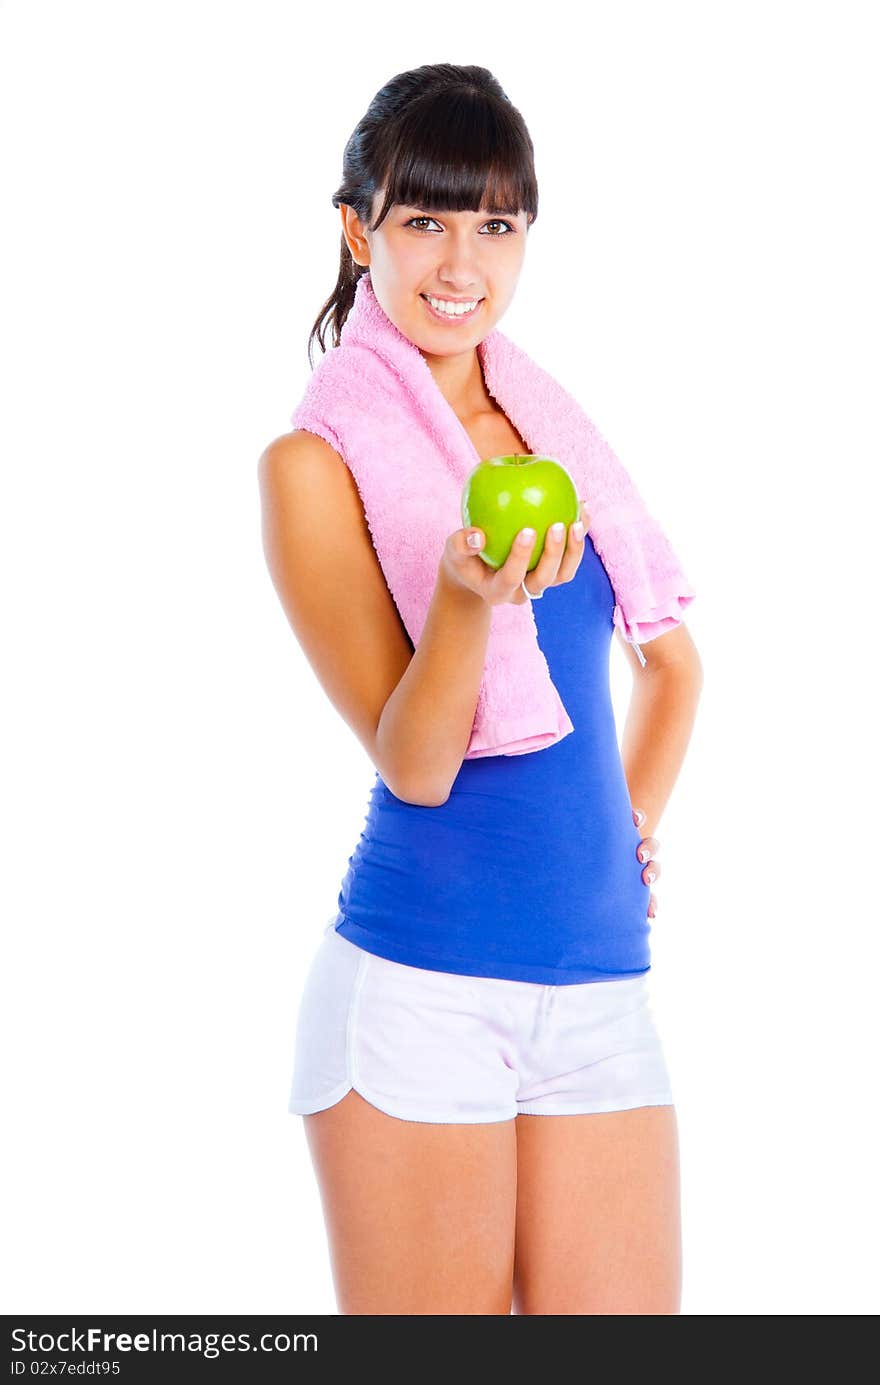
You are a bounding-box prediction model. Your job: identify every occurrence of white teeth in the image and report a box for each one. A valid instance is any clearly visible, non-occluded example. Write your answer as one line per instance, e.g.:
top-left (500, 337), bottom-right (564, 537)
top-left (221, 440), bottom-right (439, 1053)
top-left (425, 294), bottom-right (480, 316)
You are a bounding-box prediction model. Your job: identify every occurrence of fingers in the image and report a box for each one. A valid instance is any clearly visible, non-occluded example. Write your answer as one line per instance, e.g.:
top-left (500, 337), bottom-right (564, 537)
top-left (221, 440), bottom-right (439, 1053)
top-left (640, 831), bottom-right (659, 919)
top-left (636, 836), bottom-right (660, 888)
top-left (463, 499), bottom-right (591, 604)
top-left (632, 814), bottom-right (660, 917)
top-left (464, 528), bottom-right (485, 553)
top-left (494, 523), bottom-right (540, 601)
top-left (455, 523), bottom-right (536, 606)
top-left (550, 500), bottom-right (591, 585)
top-left (525, 500), bottom-right (590, 592)
top-left (441, 527), bottom-right (493, 600)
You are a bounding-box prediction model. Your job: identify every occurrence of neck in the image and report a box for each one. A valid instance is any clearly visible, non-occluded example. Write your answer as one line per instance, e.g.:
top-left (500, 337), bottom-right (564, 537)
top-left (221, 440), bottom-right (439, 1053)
top-left (421, 345), bottom-right (490, 417)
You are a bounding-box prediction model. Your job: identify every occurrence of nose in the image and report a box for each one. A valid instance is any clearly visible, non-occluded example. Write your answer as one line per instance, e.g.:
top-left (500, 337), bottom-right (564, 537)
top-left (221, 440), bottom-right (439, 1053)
top-left (435, 243), bottom-right (482, 295)
top-left (435, 277), bottom-right (482, 296)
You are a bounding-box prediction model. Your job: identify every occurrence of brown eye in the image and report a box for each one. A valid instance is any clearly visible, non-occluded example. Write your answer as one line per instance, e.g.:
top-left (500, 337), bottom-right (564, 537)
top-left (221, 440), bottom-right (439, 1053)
top-left (405, 216), bottom-right (515, 235)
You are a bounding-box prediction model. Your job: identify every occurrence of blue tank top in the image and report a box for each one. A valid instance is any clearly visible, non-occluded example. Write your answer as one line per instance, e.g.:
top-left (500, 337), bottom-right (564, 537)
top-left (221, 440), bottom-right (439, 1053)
top-left (331, 533), bottom-right (652, 984)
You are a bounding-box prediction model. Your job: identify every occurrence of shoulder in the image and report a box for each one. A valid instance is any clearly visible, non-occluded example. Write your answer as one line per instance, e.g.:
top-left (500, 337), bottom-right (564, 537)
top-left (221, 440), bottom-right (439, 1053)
top-left (257, 429), bottom-right (370, 543)
top-left (258, 427), bottom-right (342, 471)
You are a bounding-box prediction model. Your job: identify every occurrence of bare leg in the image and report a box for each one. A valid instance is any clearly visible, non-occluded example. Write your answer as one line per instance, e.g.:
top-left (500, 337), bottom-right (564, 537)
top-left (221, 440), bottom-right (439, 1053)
top-left (512, 1104), bottom-right (682, 1314)
top-left (303, 1089), bottom-right (518, 1314)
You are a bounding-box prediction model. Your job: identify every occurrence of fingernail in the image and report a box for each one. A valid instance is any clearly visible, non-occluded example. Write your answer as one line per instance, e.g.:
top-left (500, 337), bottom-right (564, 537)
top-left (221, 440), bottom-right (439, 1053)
top-left (572, 521), bottom-right (584, 540)
top-left (638, 848), bottom-right (648, 862)
top-left (550, 522), bottom-right (565, 539)
top-left (467, 532), bottom-right (483, 547)
top-left (518, 528), bottom-right (536, 544)
top-left (645, 871), bottom-right (656, 884)
top-left (634, 808), bottom-right (646, 826)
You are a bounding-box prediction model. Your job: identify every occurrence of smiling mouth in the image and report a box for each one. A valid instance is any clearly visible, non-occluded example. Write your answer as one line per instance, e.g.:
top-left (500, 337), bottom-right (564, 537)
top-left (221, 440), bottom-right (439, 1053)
top-left (420, 294), bottom-right (485, 321)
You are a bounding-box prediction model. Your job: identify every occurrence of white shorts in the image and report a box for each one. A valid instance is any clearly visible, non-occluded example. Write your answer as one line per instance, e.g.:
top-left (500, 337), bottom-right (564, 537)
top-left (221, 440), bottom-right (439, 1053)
top-left (288, 919), bottom-right (675, 1125)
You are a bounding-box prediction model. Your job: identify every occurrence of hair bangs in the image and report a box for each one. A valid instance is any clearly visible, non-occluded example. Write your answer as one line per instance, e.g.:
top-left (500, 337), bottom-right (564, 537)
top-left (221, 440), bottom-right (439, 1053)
top-left (309, 64), bottom-right (539, 362)
top-left (371, 91), bottom-right (537, 231)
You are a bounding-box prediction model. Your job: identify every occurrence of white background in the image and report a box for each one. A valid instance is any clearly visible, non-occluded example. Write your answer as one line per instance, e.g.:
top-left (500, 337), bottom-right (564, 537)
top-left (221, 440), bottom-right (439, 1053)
top-left (2, 0), bottom-right (878, 1315)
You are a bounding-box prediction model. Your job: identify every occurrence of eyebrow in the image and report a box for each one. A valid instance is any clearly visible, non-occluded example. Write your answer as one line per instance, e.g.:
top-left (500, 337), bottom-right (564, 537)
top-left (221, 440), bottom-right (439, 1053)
top-left (405, 205), bottom-right (519, 217)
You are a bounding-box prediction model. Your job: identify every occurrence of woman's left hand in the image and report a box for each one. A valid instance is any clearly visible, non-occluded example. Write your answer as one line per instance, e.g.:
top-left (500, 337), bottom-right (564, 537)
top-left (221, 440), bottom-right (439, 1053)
top-left (631, 807), bottom-right (659, 918)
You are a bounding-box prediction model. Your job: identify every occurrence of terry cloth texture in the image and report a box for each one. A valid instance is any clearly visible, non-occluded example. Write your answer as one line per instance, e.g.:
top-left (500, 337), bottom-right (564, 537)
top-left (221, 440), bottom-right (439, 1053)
top-left (290, 271), bottom-right (695, 759)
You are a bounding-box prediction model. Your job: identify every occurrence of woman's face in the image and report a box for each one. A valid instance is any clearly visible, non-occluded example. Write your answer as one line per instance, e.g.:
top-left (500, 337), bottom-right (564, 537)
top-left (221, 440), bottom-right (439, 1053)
top-left (340, 188), bottom-right (529, 355)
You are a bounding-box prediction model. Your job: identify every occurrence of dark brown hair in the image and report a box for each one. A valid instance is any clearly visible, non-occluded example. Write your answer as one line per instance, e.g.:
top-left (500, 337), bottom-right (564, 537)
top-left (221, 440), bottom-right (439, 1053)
top-left (307, 63), bottom-right (539, 369)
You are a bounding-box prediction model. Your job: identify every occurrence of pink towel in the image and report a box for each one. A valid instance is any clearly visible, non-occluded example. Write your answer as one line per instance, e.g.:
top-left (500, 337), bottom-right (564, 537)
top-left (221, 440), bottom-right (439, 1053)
top-left (290, 271), bottom-right (695, 759)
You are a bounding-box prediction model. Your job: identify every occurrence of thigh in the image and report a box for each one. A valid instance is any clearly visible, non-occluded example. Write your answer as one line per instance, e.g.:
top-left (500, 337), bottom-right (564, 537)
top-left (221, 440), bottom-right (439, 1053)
top-left (303, 1089), bottom-right (518, 1314)
top-left (512, 1103), bottom-right (682, 1314)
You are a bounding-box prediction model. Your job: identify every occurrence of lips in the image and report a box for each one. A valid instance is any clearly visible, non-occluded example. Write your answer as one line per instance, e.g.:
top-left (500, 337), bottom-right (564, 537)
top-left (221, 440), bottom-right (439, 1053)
top-left (422, 295), bottom-right (483, 304)
top-left (420, 294), bottom-right (484, 323)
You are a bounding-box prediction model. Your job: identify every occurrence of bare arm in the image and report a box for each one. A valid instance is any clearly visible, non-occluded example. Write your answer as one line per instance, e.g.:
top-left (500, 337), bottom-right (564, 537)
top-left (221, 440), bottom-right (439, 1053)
top-left (257, 429), bottom-right (490, 807)
top-left (376, 564), bottom-right (491, 805)
top-left (615, 623), bottom-right (704, 837)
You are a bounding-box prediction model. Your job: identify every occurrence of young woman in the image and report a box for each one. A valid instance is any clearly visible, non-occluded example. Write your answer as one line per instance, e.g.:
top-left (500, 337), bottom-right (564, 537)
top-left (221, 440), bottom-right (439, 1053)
top-left (258, 63), bottom-right (703, 1315)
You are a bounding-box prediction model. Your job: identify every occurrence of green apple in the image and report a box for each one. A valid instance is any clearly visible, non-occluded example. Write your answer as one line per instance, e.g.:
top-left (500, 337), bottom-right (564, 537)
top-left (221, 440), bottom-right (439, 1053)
top-left (461, 454), bottom-right (580, 572)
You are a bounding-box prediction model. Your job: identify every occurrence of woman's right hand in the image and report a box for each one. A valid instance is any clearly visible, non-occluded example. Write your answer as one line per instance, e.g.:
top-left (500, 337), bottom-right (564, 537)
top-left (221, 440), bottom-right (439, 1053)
top-left (441, 502), bottom-right (591, 606)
